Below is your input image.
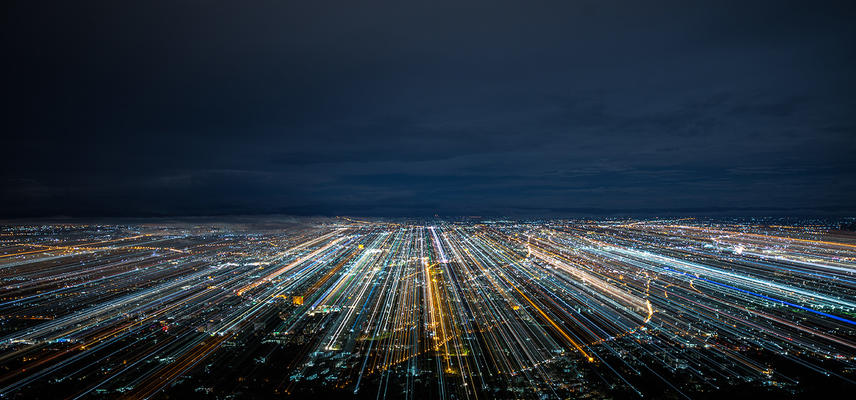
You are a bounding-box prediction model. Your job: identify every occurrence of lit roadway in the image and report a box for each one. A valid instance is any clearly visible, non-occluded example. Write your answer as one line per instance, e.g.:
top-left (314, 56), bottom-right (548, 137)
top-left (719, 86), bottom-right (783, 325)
top-left (0, 219), bottom-right (854, 398)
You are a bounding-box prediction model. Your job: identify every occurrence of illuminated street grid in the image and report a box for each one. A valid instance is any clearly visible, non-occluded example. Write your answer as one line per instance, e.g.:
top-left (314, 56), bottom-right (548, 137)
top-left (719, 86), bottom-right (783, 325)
top-left (1, 218), bottom-right (855, 398)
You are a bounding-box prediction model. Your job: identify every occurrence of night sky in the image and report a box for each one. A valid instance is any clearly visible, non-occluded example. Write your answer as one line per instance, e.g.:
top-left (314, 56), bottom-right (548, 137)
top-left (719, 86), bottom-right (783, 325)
top-left (4, 1), bottom-right (855, 217)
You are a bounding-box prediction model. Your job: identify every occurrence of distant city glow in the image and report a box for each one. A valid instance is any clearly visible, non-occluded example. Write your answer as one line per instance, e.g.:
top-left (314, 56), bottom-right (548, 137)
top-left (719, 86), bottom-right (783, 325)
top-left (0, 218), bottom-right (854, 398)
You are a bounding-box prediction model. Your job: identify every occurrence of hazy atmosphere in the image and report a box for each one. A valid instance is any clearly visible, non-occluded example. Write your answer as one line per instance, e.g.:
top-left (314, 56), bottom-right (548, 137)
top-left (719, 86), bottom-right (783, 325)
top-left (4, 1), bottom-right (855, 217)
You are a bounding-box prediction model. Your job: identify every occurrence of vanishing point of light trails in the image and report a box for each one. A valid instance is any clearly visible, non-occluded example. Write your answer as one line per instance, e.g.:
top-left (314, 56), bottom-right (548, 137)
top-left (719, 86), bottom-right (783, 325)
top-left (0, 218), bottom-right (855, 398)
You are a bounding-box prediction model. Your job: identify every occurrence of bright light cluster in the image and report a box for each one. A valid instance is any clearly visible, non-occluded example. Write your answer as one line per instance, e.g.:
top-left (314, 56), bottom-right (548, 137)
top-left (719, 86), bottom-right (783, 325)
top-left (0, 218), bottom-right (854, 398)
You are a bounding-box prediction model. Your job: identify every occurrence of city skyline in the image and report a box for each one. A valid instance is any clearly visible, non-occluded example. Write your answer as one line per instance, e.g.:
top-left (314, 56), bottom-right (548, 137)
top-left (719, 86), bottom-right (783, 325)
top-left (2, 1), bottom-right (855, 398)
top-left (0, 217), bottom-right (855, 398)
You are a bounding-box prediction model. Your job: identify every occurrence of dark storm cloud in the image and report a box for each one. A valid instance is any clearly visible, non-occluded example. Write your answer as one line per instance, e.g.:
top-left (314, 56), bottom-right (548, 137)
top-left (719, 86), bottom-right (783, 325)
top-left (3, 0), bottom-right (855, 217)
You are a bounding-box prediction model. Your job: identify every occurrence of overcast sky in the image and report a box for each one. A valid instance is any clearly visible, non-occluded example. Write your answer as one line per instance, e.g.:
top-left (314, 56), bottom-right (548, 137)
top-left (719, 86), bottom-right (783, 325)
top-left (3, 1), bottom-right (855, 217)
